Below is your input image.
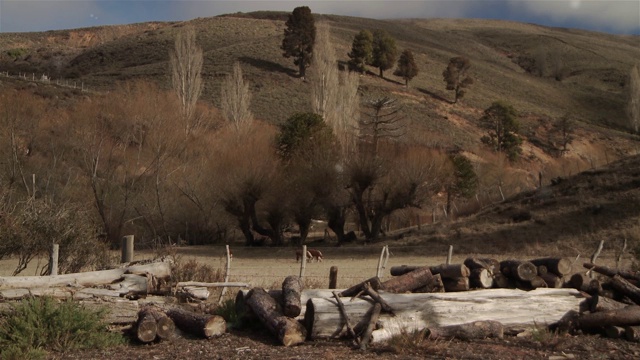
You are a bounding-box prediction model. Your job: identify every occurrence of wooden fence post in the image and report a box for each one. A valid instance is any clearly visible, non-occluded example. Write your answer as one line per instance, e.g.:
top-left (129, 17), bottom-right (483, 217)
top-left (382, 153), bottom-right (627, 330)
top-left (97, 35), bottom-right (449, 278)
top-left (446, 245), bottom-right (453, 265)
top-left (121, 235), bottom-right (134, 263)
top-left (299, 245), bottom-right (307, 279)
top-left (376, 246), bottom-right (389, 279)
top-left (329, 266), bottom-right (338, 289)
top-left (49, 243), bottom-right (59, 276)
top-left (218, 245), bottom-right (233, 305)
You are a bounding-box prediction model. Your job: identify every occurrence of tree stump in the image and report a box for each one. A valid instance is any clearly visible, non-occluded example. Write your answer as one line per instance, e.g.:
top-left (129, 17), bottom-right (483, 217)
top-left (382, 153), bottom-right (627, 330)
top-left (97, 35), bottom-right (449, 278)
top-left (166, 307), bottom-right (226, 339)
top-left (245, 287), bottom-right (306, 346)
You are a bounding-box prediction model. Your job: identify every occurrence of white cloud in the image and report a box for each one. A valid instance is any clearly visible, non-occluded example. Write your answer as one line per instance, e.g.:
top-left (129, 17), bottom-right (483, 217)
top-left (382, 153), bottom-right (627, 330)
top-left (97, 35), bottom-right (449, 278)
top-left (507, 0), bottom-right (640, 33)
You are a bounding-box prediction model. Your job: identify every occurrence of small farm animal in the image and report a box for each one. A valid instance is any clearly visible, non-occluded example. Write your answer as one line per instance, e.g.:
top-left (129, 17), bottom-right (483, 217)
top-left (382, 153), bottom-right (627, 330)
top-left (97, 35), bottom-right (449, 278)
top-left (295, 249), bottom-right (312, 262)
top-left (307, 249), bottom-right (324, 262)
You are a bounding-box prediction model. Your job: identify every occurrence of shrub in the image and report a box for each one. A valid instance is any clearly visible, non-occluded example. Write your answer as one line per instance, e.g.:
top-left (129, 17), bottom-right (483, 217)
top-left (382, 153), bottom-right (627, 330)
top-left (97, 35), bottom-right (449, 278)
top-left (171, 257), bottom-right (224, 283)
top-left (0, 297), bottom-right (123, 359)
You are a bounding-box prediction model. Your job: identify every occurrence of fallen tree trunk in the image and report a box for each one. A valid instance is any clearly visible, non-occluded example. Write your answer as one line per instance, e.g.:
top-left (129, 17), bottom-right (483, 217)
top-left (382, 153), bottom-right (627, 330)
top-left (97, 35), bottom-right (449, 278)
top-left (584, 293), bottom-right (629, 313)
top-left (427, 320), bottom-right (504, 340)
top-left (609, 275), bottom-right (640, 305)
top-left (245, 287), bottom-right (306, 346)
top-left (0, 261), bottom-right (172, 290)
top-left (576, 305), bottom-right (640, 331)
top-left (166, 307), bottom-right (226, 339)
top-left (282, 276), bottom-right (303, 318)
top-left (340, 277), bottom-right (382, 297)
top-left (304, 288), bottom-right (584, 343)
top-left (380, 266), bottom-right (435, 293)
top-left (583, 263), bottom-right (640, 283)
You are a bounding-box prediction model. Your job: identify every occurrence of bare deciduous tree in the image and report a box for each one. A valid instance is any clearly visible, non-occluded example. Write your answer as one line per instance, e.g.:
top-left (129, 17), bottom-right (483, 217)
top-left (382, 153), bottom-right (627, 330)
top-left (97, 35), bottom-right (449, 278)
top-left (628, 63), bottom-right (640, 133)
top-left (221, 62), bottom-right (253, 132)
top-left (170, 26), bottom-right (203, 135)
top-left (359, 97), bottom-right (405, 157)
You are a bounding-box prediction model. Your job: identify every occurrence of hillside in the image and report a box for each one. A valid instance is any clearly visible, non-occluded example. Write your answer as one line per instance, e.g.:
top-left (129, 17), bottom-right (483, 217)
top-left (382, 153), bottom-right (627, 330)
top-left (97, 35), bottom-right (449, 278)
top-left (1, 12), bottom-right (640, 254)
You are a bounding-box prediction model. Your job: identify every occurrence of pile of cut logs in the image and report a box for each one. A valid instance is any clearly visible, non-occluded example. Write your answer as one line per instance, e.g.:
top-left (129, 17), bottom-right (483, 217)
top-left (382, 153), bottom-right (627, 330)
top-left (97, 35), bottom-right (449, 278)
top-left (236, 256), bottom-right (640, 347)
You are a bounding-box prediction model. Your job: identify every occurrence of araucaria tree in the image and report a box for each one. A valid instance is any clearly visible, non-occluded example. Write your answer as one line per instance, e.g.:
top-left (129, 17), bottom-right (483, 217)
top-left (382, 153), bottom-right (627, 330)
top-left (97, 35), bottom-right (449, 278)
top-left (628, 63), bottom-right (640, 133)
top-left (348, 30), bottom-right (373, 73)
top-left (443, 56), bottom-right (473, 104)
top-left (169, 26), bottom-right (203, 135)
top-left (394, 49), bottom-right (419, 86)
top-left (281, 6), bottom-right (316, 79)
top-left (360, 97), bottom-right (404, 157)
top-left (221, 62), bottom-right (253, 131)
top-left (371, 29), bottom-right (398, 78)
top-left (479, 101), bottom-right (522, 161)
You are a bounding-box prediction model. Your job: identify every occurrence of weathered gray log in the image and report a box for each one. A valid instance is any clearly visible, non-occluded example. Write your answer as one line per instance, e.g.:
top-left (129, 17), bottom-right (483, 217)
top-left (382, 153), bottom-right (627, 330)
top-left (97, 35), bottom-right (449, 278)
top-left (245, 287), bottom-right (306, 346)
top-left (359, 303), bottom-right (382, 351)
top-left (390, 264), bottom-right (469, 279)
top-left (304, 288), bottom-right (584, 343)
top-left (282, 275), bottom-right (303, 318)
top-left (625, 325), bottom-right (640, 342)
top-left (470, 268), bottom-right (494, 289)
top-left (135, 309), bottom-right (157, 343)
top-left (166, 307), bottom-right (226, 339)
top-left (529, 258), bottom-right (573, 277)
top-left (340, 277), bottom-right (382, 297)
top-left (500, 260), bottom-right (537, 282)
top-left (413, 273), bottom-right (445, 293)
top-left (381, 266), bottom-right (435, 293)
top-left (0, 261), bottom-right (171, 290)
top-left (427, 320), bottom-right (504, 340)
top-left (610, 275), bottom-right (640, 305)
top-left (140, 306), bottom-right (175, 340)
top-left (443, 277), bottom-right (470, 292)
top-left (363, 281), bottom-right (394, 314)
top-left (583, 263), bottom-right (640, 283)
top-left (177, 286), bottom-right (210, 300)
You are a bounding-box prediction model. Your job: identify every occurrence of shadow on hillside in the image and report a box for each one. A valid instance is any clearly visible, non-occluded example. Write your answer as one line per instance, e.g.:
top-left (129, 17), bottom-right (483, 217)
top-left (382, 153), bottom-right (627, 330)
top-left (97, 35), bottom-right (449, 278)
top-left (417, 87), bottom-right (451, 104)
top-left (239, 56), bottom-right (297, 77)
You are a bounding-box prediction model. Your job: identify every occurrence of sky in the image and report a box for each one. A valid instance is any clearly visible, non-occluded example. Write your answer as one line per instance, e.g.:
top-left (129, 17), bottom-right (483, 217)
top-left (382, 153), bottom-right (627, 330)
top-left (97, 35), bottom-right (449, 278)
top-left (0, 0), bottom-right (638, 35)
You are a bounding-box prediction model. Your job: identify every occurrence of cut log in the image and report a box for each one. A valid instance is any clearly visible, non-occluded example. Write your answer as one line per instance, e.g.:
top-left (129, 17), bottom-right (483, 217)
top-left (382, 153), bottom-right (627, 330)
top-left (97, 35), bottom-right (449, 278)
top-left (470, 268), bottom-right (494, 289)
top-left (135, 309), bottom-right (157, 343)
top-left (332, 291), bottom-right (359, 345)
top-left (236, 289), bottom-right (341, 321)
top-left (380, 266), bottom-right (435, 293)
top-left (527, 276), bottom-right (549, 290)
top-left (390, 264), bottom-right (470, 279)
top-left (413, 273), bottom-right (445, 293)
top-left (569, 273), bottom-right (591, 292)
top-left (428, 320), bottom-right (504, 340)
top-left (140, 306), bottom-right (175, 340)
top-left (363, 281), bottom-right (394, 314)
top-left (493, 272), bottom-right (516, 289)
top-left (340, 277), bottom-right (382, 297)
top-left (625, 325), bottom-right (640, 342)
top-left (463, 258), bottom-right (500, 274)
top-left (540, 273), bottom-right (563, 289)
top-left (245, 287), bottom-right (306, 346)
top-left (304, 288), bottom-right (584, 343)
top-left (500, 260), bottom-right (537, 282)
top-left (609, 275), bottom-right (640, 305)
top-left (583, 263), bottom-right (640, 283)
top-left (177, 286), bottom-right (210, 301)
top-left (166, 307), bottom-right (226, 339)
top-left (282, 275), bottom-right (303, 318)
top-left (359, 303), bottom-right (381, 351)
top-left (529, 258), bottom-right (573, 277)
top-left (584, 293), bottom-right (629, 313)
top-left (443, 277), bottom-right (470, 292)
top-left (604, 325), bottom-right (626, 339)
top-left (0, 261), bottom-right (172, 290)
top-left (537, 265), bottom-right (548, 276)
top-left (576, 305), bottom-right (640, 330)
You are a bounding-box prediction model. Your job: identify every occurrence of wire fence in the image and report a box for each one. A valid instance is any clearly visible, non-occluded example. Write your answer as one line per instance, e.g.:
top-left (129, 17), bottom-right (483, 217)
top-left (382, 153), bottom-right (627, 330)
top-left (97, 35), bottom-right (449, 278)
top-left (0, 71), bottom-right (91, 92)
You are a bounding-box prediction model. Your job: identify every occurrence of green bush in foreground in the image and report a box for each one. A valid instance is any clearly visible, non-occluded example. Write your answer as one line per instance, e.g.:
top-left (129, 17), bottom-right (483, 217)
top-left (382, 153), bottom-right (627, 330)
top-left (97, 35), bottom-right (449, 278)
top-left (0, 297), bottom-right (124, 360)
